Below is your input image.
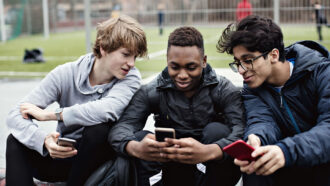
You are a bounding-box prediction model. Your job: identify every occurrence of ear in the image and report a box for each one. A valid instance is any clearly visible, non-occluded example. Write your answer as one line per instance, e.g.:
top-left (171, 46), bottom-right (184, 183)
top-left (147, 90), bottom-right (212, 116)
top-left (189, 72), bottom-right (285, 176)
top-left (269, 48), bottom-right (280, 64)
top-left (100, 46), bottom-right (106, 57)
top-left (202, 55), bottom-right (207, 68)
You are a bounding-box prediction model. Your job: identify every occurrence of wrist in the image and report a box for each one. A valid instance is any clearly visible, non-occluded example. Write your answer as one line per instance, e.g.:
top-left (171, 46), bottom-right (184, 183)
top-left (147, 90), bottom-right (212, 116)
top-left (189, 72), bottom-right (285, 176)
top-left (207, 144), bottom-right (223, 161)
top-left (54, 108), bottom-right (63, 121)
top-left (126, 141), bottom-right (139, 158)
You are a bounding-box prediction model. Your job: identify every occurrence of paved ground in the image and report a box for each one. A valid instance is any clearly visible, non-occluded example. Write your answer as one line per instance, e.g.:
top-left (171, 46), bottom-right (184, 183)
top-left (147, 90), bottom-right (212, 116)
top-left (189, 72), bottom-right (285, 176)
top-left (0, 69), bottom-right (243, 184)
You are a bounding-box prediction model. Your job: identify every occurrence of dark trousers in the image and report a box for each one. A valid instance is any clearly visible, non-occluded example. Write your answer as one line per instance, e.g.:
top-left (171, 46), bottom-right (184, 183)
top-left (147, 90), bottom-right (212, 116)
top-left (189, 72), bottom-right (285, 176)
top-left (135, 122), bottom-right (241, 186)
top-left (243, 162), bottom-right (330, 186)
top-left (6, 123), bottom-right (115, 186)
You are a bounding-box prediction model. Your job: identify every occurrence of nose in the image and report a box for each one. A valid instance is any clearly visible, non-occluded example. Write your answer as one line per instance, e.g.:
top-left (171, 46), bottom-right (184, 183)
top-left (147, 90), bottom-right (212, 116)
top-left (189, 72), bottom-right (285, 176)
top-left (237, 65), bottom-right (247, 75)
top-left (178, 69), bottom-right (188, 79)
top-left (127, 56), bottom-right (135, 68)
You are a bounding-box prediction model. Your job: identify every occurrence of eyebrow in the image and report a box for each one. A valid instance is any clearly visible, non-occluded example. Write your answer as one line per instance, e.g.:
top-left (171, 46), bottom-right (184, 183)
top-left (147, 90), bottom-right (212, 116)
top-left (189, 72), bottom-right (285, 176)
top-left (169, 61), bottom-right (197, 67)
top-left (234, 53), bottom-right (256, 61)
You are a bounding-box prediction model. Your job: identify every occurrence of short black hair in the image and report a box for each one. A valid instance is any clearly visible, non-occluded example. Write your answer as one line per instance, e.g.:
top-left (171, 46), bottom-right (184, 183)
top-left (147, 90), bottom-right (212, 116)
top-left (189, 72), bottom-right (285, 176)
top-left (167, 26), bottom-right (204, 57)
top-left (217, 15), bottom-right (285, 61)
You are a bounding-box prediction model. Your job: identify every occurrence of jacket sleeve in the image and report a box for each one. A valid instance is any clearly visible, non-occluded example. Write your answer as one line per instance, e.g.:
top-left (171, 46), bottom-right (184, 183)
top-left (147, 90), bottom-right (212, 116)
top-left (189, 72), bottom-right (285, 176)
top-left (62, 68), bottom-right (141, 127)
top-left (242, 87), bottom-right (283, 146)
top-left (108, 85), bottom-right (151, 156)
top-left (276, 61), bottom-right (330, 167)
top-left (6, 67), bottom-right (62, 156)
top-left (213, 77), bottom-right (246, 149)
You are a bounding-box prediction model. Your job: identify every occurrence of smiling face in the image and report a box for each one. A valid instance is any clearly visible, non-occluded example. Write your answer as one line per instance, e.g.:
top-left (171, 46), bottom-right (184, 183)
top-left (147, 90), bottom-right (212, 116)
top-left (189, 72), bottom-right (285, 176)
top-left (233, 45), bottom-right (272, 88)
top-left (100, 47), bottom-right (136, 80)
top-left (167, 45), bottom-right (206, 97)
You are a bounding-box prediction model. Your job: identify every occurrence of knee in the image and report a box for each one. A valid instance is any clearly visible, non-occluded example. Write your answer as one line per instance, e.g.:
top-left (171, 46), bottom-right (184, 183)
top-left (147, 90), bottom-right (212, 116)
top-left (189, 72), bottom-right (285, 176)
top-left (6, 134), bottom-right (24, 156)
top-left (82, 123), bottom-right (111, 143)
top-left (202, 122), bottom-right (230, 144)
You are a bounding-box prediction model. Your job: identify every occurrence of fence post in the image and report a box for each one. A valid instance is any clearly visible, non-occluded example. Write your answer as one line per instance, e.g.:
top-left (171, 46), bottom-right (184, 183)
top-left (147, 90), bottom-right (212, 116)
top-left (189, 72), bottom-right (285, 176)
top-left (0, 0), bottom-right (6, 42)
top-left (84, 0), bottom-right (92, 53)
top-left (42, 0), bottom-right (49, 39)
top-left (273, 0), bottom-right (280, 24)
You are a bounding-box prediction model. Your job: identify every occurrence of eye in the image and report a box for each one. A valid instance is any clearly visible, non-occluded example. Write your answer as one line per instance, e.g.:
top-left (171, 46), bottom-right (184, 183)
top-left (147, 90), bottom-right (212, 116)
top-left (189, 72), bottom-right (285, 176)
top-left (170, 65), bottom-right (179, 70)
top-left (242, 59), bottom-right (253, 64)
top-left (187, 66), bottom-right (197, 71)
top-left (122, 52), bottom-right (130, 57)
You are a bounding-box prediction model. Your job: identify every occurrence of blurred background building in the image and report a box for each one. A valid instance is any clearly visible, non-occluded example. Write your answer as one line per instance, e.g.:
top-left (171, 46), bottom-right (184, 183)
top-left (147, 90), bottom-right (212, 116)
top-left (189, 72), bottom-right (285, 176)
top-left (1, 0), bottom-right (329, 40)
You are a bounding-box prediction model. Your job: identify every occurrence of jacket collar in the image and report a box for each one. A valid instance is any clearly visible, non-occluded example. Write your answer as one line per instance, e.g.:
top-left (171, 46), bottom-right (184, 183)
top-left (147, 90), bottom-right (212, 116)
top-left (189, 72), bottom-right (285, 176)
top-left (156, 64), bottom-right (219, 90)
top-left (285, 40), bottom-right (329, 76)
top-left (247, 40), bottom-right (329, 90)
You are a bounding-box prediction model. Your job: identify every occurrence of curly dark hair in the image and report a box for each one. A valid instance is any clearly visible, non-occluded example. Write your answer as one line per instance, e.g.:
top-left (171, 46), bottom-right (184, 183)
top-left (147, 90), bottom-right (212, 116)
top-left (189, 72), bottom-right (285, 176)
top-left (217, 15), bottom-right (285, 61)
top-left (167, 26), bottom-right (204, 57)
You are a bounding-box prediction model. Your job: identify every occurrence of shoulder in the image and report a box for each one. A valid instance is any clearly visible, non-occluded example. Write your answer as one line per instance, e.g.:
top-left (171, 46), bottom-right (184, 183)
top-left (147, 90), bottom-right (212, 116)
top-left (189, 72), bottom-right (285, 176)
top-left (126, 67), bottom-right (142, 80)
top-left (215, 75), bottom-right (239, 92)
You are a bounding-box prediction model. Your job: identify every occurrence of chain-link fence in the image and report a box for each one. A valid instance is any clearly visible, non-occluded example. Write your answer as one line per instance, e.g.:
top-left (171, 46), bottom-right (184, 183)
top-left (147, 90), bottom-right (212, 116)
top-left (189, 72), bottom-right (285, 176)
top-left (1, 0), bottom-right (329, 39)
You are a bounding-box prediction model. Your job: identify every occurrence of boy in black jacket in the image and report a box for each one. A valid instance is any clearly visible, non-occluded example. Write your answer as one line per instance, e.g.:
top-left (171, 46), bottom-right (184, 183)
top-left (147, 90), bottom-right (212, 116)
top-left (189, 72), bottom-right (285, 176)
top-left (109, 26), bottom-right (245, 186)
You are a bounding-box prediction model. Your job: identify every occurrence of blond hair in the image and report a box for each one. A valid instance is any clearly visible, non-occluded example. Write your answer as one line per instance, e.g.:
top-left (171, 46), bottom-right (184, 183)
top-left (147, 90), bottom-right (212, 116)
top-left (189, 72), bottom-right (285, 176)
top-left (93, 15), bottom-right (147, 58)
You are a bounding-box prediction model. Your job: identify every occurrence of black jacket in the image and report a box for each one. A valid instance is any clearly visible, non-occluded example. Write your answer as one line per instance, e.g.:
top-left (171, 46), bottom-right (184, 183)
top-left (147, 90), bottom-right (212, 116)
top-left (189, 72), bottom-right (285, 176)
top-left (243, 41), bottom-right (330, 167)
top-left (109, 64), bottom-right (245, 157)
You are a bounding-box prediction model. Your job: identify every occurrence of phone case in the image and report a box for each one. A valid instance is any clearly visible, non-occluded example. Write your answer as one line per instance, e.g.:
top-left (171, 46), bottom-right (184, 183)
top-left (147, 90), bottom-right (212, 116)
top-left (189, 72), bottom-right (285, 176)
top-left (223, 140), bottom-right (255, 161)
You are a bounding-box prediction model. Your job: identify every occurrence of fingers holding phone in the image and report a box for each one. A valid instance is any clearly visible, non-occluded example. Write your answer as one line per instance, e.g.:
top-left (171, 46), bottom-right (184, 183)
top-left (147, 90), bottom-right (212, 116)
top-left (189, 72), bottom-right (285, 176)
top-left (44, 133), bottom-right (77, 159)
top-left (155, 127), bottom-right (176, 142)
top-left (126, 133), bottom-right (170, 162)
top-left (247, 134), bottom-right (261, 148)
top-left (224, 140), bottom-right (258, 174)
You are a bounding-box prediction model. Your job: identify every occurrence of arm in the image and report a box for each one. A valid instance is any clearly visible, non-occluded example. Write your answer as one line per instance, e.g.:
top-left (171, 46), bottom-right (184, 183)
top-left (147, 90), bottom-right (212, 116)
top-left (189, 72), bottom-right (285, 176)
top-left (213, 77), bottom-right (246, 149)
top-left (6, 66), bottom-right (63, 155)
top-left (23, 68), bottom-right (141, 126)
top-left (62, 68), bottom-right (141, 126)
top-left (242, 87), bottom-right (283, 145)
top-left (233, 86), bottom-right (285, 175)
top-left (108, 85), bottom-right (153, 156)
top-left (276, 62), bottom-right (330, 167)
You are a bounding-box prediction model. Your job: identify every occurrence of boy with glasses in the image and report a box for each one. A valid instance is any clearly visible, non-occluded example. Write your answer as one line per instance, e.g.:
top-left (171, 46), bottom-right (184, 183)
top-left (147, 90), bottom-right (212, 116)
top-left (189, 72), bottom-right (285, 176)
top-left (217, 15), bottom-right (330, 186)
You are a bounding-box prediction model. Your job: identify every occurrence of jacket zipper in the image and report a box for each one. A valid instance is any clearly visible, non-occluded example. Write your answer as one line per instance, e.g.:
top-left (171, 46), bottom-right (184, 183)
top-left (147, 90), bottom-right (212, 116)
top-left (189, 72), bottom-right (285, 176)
top-left (279, 90), bottom-right (301, 134)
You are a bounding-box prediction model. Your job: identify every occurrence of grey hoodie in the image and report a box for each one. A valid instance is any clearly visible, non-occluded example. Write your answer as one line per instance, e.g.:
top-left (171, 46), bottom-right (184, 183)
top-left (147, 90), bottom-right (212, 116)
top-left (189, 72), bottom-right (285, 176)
top-left (6, 53), bottom-right (141, 156)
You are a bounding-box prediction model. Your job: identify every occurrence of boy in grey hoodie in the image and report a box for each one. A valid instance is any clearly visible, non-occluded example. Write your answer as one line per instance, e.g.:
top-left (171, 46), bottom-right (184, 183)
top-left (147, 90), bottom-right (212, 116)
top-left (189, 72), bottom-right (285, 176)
top-left (5, 15), bottom-right (147, 186)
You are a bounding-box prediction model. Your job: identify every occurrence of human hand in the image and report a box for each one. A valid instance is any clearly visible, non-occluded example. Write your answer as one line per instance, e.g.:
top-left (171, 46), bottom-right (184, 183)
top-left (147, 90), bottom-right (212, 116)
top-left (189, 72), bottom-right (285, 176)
top-left (246, 134), bottom-right (261, 148)
top-left (125, 133), bottom-right (170, 162)
top-left (249, 145), bottom-right (285, 175)
top-left (161, 137), bottom-right (222, 164)
top-left (20, 103), bottom-right (54, 121)
top-left (234, 134), bottom-right (262, 174)
top-left (44, 132), bottom-right (77, 159)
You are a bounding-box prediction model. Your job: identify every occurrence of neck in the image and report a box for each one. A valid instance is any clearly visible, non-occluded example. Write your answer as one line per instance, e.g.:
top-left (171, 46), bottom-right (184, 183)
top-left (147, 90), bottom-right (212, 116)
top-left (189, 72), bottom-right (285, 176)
top-left (184, 90), bottom-right (196, 98)
top-left (267, 60), bottom-right (291, 87)
top-left (89, 58), bottom-right (114, 86)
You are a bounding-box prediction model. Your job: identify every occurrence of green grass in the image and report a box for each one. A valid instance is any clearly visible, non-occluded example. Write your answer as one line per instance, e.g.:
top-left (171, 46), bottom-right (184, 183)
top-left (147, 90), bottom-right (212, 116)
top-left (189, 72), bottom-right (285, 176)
top-left (0, 25), bottom-right (329, 78)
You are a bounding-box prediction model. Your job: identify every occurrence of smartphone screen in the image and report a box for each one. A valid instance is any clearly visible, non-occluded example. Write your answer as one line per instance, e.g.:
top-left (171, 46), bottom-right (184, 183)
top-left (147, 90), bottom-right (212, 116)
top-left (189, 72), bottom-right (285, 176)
top-left (155, 127), bottom-right (176, 142)
top-left (57, 137), bottom-right (76, 148)
top-left (223, 140), bottom-right (255, 161)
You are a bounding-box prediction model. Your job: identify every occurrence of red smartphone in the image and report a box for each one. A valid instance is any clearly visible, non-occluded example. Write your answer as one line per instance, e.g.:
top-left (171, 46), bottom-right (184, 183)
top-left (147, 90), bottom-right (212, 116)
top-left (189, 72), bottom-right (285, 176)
top-left (223, 140), bottom-right (255, 161)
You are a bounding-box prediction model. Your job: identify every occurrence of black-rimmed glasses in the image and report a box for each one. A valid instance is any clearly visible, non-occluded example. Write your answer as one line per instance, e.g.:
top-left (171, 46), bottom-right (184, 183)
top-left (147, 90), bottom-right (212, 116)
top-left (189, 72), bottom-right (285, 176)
top-left (229, 51), bottom-right (270, 73)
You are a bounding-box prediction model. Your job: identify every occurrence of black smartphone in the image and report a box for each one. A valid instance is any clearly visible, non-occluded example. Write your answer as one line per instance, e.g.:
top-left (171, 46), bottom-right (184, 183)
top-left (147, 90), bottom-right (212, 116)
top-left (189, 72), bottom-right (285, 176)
top-left (57, 137), bottom-right (76, 148)
top-left (155, 127), bottom-right (176, 142)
